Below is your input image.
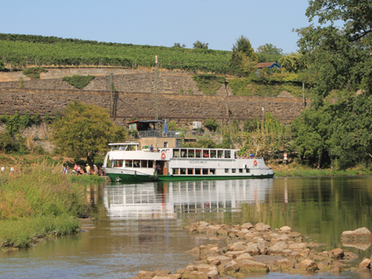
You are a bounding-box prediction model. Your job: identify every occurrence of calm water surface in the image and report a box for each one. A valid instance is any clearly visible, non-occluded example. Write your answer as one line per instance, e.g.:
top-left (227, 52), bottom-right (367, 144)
top-left (1, 176), bottom-right (372, 278)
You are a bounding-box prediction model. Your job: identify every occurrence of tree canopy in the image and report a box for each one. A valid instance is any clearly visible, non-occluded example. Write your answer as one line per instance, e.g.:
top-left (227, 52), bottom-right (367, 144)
top-left (256, 43), bottom-right (283, 63)
top-left (289, 0), bottom-right (372, 169)
top-left (193, 40), bottom-right (209, 49)
top-left (51, 101), bottom-right (126, 164)
top-left (230, 35), bottom-right (258, 76)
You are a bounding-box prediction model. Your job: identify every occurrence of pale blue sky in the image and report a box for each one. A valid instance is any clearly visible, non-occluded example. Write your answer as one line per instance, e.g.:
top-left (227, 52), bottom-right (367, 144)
top-left (0, 0), bottom-right (312, 53)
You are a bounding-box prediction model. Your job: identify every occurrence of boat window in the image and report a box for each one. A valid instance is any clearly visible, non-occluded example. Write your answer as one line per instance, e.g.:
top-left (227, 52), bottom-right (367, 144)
top-left (210, 169), bottom-right (216, 174)
top-left (180, 168), bottom-right (186, 174)
top-left (111, 146), bottom-right (119, 151)
top-left (173, 168), bottom-right (179, 175)
top-left (232, 169), bottom-right (236, 173)
top-left (124, 145), bottom-right (137, 151)
top-left (125, 160), bottom-right (132, 167)
top-left (210, 150), bottom-right (216, 158)
top-left (246, 168), bottom-right (250, 173)
top-left (188, 149), bottom-right (195, 158)
top-left (148, 160), bottom-right (154, 168)
top-left (141, 160), bottom-right (147, 168)
top-left (239, 169), bottom-right (243, 173)
top-left (111, 160), bottom-right (117, 167)
top-left (196, 149), bottom-right (202, 158)
top-left (225, 151), bottom-right (231, 158)
top-left (203, 150), bottom-right (209, 158)
top-left (187, 168), bottom-right (193, 175)
top-left (218, 150), bottom-right (224, 158)
top-left (173, 149), bottom-right (180, 158)
top-left (119, 146), bottom-right (127, 151)
top-left (225, 168), bottom-right (229, 173)
top-left (133, 160), bottom-right (140, 167)
top-left (181, 149), bottom-right (187, 158)
top-left (195, 168), bottom-right (201, 175)
top-left (117, 160), bottom-right (123, 167)
top-left (202, 168), bottom-right (208, 175)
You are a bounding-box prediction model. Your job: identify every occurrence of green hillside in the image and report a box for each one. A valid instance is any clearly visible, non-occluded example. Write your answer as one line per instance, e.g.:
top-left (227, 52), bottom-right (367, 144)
top-left (0, 33), bottom-right (231, 74)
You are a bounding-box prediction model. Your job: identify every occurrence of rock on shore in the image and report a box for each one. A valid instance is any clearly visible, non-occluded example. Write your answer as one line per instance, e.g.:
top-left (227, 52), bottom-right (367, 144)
top-left (131, 222), bottom-right (371, 279)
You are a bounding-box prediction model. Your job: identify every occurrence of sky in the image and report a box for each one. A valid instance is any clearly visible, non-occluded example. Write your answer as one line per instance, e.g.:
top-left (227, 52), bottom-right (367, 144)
top-left (0, 0), bottom-right (314, 54)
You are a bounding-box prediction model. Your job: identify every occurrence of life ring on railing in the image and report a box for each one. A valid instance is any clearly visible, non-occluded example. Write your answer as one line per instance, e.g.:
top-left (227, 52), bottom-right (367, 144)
top-left (253, 159), bottom-right (257, 166)
top-left (161, 153), bottom-right (166, 159)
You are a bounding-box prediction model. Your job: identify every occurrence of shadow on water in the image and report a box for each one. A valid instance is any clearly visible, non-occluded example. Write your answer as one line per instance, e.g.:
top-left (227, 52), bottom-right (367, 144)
top-left (1, 177), bottom-right (372, 278)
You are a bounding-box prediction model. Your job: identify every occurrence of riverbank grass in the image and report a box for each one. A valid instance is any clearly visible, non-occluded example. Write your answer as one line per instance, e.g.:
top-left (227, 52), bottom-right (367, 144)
top-left (0, 160), bottom-right (96, 250)
top-left (272, 164), bottom-right (372, 177)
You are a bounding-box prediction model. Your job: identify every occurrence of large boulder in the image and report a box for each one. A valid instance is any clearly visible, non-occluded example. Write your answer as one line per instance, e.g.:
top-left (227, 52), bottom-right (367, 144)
top-left (341, 227), bottom-right (372, 238)
top-left (255, 222), bottom-right (271, 232)
top-left (359, 258), bottom-right (371, 269)
top-left (280, 226), bottom-right (292, 233)
top-left (241, 222), bottom-right (254, 230)
top-left (299, 259), bottom-right (318, 272)
top-left (238, 259), bottom-right (269, 273)
top-left (268, 241), bottom-right (288, 254)
top-left (330, 248), bottom-right (344, 259)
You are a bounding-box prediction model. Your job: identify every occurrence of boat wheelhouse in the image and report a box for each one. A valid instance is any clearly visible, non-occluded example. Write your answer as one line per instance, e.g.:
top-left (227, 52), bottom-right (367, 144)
top-left (103, 142), bottom-right (274, 183)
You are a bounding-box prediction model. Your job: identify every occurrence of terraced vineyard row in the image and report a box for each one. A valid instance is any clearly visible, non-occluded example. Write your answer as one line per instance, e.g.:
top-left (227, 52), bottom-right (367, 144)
top-left (0, 34), bottom-right (231, 74)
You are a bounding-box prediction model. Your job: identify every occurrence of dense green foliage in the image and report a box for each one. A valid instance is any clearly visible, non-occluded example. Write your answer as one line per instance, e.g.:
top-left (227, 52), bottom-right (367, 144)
top-left (192, 74), bottom-right (226, 95)
top-left (62, 75), bottom-right (95, 89)
top-left (256, 43), bottom-right (283, 63)
top-left (193, 40), bottom-right (209, 49)
top-left (204, 118), bottom-right (220, 132)
top-left (230, 36), bottom-right (258, 76)
top-left (0, 111), bottom-right (41, 136)
top-left (22, 67), bottom-right (47, 79)
top-left (0, 60), bottom-right (4, 71)
top-left (0, 112), bottom-right (46, 154)
top-left (0, 33), bottom-right (231, 74)
top-left (288, 0), bottom-right (372, 169)
top-left (228, 75), bottom-right (310, 97)
top-left (51, 101), bottom-right (126, 165)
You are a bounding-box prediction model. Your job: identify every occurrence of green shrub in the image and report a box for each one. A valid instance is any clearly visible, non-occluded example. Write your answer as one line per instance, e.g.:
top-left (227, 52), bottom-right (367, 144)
top-left (62, 75), bottom-right (95, 89)
top-left (192, 74), bottom-right (226, 95)
top-left (22, 67), bottom-right (47, 80)
top-left (204, 118), bottom-right (219, 132)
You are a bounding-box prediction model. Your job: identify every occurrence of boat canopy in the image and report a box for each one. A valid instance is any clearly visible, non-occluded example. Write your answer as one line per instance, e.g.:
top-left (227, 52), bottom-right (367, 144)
top-left (109, 142), bottom-right (139, 151)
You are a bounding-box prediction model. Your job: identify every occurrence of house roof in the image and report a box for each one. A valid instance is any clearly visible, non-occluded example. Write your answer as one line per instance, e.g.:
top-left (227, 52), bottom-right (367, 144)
top-left (256, 62), bottom-right (281, 69)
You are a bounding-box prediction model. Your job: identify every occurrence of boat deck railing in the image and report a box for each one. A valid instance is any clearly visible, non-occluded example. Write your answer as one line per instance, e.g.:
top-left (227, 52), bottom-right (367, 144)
top-left (138, 130), bottom-right (182, 138)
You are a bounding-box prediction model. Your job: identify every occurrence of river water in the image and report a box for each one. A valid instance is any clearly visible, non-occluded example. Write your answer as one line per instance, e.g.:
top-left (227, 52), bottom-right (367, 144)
top-left (1, 176), bottom-right (372, 278)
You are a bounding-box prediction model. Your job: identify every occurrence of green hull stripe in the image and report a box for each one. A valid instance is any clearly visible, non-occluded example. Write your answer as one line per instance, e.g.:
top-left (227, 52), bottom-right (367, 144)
top-left (107, 173), bottom-right (274, 183)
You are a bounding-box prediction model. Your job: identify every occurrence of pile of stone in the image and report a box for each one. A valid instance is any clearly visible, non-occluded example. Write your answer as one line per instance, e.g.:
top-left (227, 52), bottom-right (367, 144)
top-left (131, 222), bottom-right (372, 279)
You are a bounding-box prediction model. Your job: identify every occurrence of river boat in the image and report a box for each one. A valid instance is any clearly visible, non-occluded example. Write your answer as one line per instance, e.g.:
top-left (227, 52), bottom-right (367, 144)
top-left (103, 142), bottom-right (274, 182)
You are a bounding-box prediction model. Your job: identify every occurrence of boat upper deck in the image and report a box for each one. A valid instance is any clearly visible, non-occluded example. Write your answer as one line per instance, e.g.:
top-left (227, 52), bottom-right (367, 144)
top-left (108, 143), bottom-right (262, 160)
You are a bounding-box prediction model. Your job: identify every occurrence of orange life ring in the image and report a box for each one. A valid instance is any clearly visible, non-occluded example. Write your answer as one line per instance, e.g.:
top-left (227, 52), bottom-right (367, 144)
top-left (161, 153), bottom-right (166, 159)
top-left (253, 159), bottom-right (257, 166)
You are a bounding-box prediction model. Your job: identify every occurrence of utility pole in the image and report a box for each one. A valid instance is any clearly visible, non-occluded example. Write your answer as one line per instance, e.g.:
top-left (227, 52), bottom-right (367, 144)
top-left (155, 55), bottom-right (158, 129)
top-left (110, 73), bottom-right (113, 116)
top-left (302, 82), bottom-right (305, 108)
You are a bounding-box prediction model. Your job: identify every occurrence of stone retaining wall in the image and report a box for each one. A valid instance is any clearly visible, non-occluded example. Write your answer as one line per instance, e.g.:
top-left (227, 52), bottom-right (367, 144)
top-left (0, 87), bottom-right (307, 125)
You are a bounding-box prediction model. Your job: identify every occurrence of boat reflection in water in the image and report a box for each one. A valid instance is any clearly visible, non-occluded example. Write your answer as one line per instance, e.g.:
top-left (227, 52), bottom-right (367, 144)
top-left (103, 179), bottom-right (273, 220)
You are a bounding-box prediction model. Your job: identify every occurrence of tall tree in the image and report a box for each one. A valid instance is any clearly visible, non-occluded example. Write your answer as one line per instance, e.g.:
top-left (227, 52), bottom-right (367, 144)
top-left (298, 0), bottom-right (372, 107)
top-left (230, 35), bottom-right (258, 75)
top-left (51, 101), bottom-right (126, 165)
top-left (256, 43), bottom-right (283, 62)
